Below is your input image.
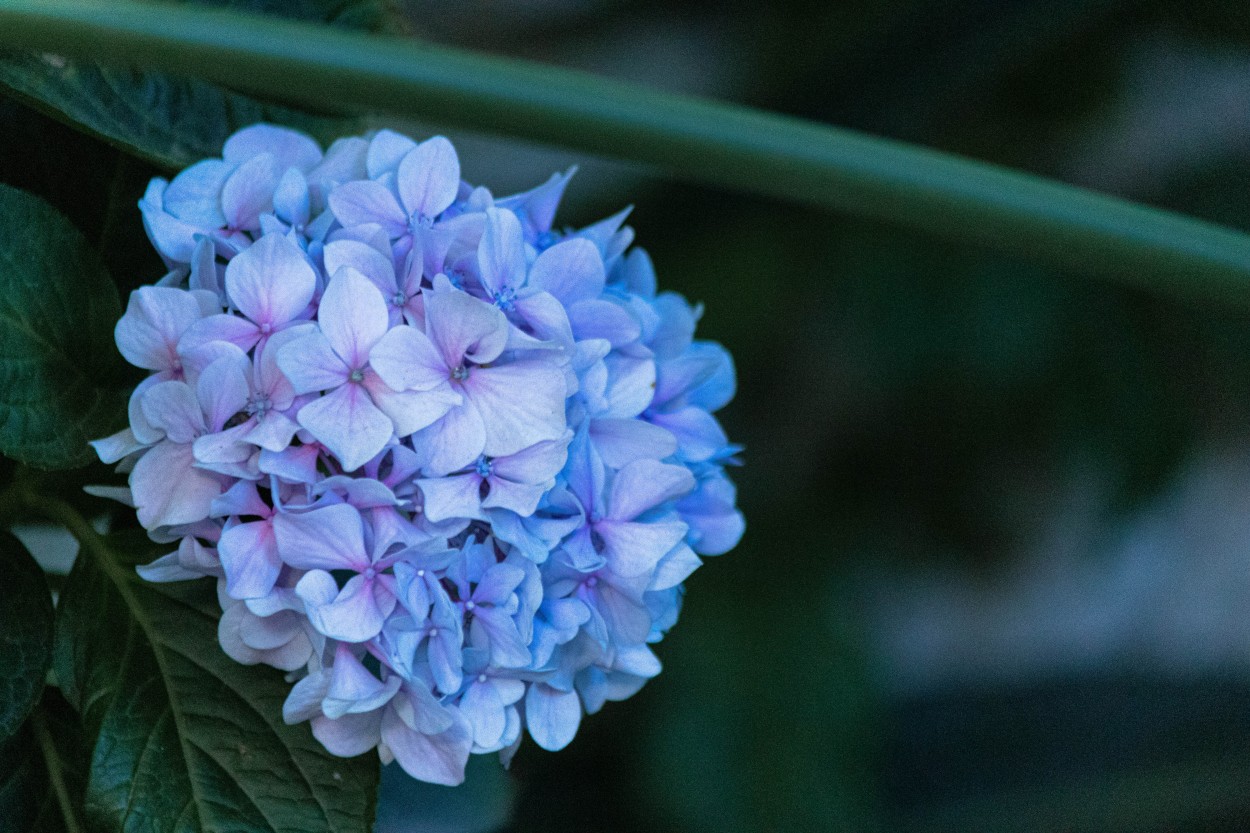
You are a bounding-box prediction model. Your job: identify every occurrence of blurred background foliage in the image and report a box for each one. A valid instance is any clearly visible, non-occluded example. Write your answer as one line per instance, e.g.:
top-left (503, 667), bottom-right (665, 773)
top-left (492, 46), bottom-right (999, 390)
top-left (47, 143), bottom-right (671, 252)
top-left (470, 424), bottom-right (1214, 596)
top-left (10, 0), bottom-right (1250, 830)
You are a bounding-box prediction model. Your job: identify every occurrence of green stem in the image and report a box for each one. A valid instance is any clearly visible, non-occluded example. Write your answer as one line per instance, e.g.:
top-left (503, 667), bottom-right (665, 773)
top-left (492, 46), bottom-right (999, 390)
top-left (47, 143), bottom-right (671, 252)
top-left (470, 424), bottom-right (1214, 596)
top-left (1, 0), bottom-right (1250, 303)
top-left (31, 706), bottom-right (83, 833)
top-left (20, 490), bottom-right (105, 564)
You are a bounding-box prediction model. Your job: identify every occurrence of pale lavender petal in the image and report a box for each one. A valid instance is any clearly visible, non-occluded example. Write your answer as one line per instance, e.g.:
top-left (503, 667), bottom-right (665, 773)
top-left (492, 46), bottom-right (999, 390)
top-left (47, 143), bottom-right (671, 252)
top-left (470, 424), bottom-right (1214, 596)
top-left (297, 383), bottom-right (394, 472)
top-left (163, 159), bottom-right (231, 228)
top-left (272, 167), bottom-right (311, 227)
top-left (116, 286), bottom-right (206, 371)
top-left (424, 289), bottom-right (508, 368)
top-left (256, 325), bottom-right (308, 406)
top-left (416, 400), bottom-right (487, 476)
top-left (297, 572), bottom-right (388, 642)
top-left (219, 519), bottom-right (281, 599)
top-left (648, 407), bottom-right (726, 463)
top-left (91, 428), bottom-right (146, 464)
top-left (525, 684), bottom-right (581, 751)
top-left (131, 440), bottom-right (221, 528)
top-left (319, 268), bottom-right (389, 368)
top-left (473, 563), bottom-right (525, 606)
top-left (136, 550), bottom-right (201, 582)
top-left (569, 299), bottom-right (640, 347)
top-left (648, 542), bottom-right (701, 591)
top-left (480, 478), bottom-right (547, 518)
top-left (211, 479), bottom-right (269, 518)
top-left (382, 705), bottom-right (472, 786)
top-left (512, 292), bottom-right (574, 346)
top-left (277, 329), bottom-right (349, 394)
top-left (192, 423), bottom-right (253, 466)
top-left (397, 136), bottom-right (460, 219)
top-left (283, 670), bottom-right (330, 723)
top-left (460, 681), bottom-right (506, 748)
top-left (527, 238), bottom-right (604, 304)
top-left (592, 580), bottom-right (652, 644)
top-left (224, 232), bottom-right (316, 326)
top-left (416, 474), bottom-right (483, 523)
top-left (224, 124), bottom-right (322, 171)
top-left (602, 355), bottom-right (656, 419)
top-left (179, 313), bottom-right (261, 354)
top-left (243, 411), bottom-right (301, 453)
top-left (595, 519), bottom-right (687, 578)
top-left (195, 348), bottom-right (250, 431)
top-left (312, 711), bottom-right (383, 757)
top-left (273, 503), bottom-right (366, 571)
top-left (464, 361), bottom-right (567, 458)
top-left (258, 443), bottom-right (321, 484)
top-left (222, 152), bottom-right (280, 230)
top-left (366, 129), bottom-right (417, 178)
top-left (140, 199), bottom-right (204, 264)
top-left (496, 168), bottom-right (574, 238)
top-left (590, 418), bottom-right (677, 468)
top-left (311, 136), bottom-right (368, 191)
top-left (607, 459), bottom-right (695, 520)
top-left (328, 180), bottom-right (407, 236)
top-left (324, 644), bottom-right (403, 718)
top-left (314, 475), bottom-right (399, 509)
top-left (364, 373), bottom-right (460, 438)
top-left (140, 380), bottom-right (205, 444)
top-left (186, 235), bottom-right (221, 297)
top-left (476, 207), bottom-right (526, 297)
top-left (323, 239), bottom-right (398, 297)
top-left (369, 325), bottom-right (450, 392)
top-left (490, 435), bottom-right (571, 484)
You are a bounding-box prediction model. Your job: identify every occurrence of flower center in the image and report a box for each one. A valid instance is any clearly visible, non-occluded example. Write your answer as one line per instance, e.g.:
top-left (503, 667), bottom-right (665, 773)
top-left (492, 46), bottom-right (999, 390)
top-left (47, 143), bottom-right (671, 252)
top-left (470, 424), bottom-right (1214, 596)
top-left (451, 365), bottom-right (470, 382)
top-left (349, 368), bottom-right (366, 383)
top-left (391, 291), bottom-right (407, 307)
top-left (474, 457), bottom-right (492, 478)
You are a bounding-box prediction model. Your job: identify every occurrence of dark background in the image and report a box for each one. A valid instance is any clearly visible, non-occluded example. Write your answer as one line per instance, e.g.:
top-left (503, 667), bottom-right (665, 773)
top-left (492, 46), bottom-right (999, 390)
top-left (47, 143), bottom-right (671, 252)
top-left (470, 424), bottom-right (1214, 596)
top-left (10, 0), bottom-right (1250, 830)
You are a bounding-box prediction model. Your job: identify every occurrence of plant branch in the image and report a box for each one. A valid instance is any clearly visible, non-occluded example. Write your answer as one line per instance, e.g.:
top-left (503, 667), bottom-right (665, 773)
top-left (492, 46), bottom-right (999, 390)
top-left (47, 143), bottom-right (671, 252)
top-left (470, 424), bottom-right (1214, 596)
top-left (31, 705), bottom-right (83, 833)
top-left (1, 0), bottom-right (1250, 303)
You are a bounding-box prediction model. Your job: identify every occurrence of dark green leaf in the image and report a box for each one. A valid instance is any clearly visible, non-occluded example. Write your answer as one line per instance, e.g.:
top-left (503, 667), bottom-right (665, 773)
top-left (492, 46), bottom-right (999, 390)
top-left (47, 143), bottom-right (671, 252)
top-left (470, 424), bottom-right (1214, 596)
top-left (0, 183), bottom-right (126, 469)
top-left (0, 530), bottom-right (54, 740)
top-left (55, 528), bottom-right (378, 833)
top-left (0, 0), bottom-right (393, 169)
top-left (0, 725), bottom-right (43, 832)
top-left (0, 690), bottom-right (88, 833)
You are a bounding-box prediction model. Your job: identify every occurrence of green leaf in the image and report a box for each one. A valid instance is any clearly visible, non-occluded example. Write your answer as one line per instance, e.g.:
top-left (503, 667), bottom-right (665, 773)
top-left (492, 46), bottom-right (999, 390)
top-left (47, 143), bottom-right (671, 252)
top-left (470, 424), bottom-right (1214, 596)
top-left (0, 530), bottom-right (54, 741)
top-left (0, 690), bottom-right (88, 833)
top-left (4, 2), bottom-right (1250, 304)
top-left (54, 526), bottom-right (378, 833)
top-left (0, 183), bottom-right (126, 469)
top-left (0, 0), bottom-right (393, 169)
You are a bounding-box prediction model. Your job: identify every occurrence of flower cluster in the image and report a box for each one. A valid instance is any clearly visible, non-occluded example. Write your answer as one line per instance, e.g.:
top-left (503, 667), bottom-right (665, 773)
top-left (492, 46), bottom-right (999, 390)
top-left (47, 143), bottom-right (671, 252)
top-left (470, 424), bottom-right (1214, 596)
top-left (94, 125), bottom-right (743, 784)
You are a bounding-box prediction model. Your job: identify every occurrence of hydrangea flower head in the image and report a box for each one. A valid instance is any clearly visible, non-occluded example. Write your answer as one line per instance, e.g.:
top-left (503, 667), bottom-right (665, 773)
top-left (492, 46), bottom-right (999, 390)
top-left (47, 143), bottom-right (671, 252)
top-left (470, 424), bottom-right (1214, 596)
top-left (95, 124), bottom-right (744, 785)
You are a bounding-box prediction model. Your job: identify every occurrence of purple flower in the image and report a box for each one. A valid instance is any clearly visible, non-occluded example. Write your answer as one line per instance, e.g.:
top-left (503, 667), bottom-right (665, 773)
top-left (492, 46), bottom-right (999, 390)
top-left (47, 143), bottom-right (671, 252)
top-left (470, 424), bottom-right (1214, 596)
top-left (278, 268), bottom-right (459, 471)
top-left (97, 124), bottom-right (742, 785)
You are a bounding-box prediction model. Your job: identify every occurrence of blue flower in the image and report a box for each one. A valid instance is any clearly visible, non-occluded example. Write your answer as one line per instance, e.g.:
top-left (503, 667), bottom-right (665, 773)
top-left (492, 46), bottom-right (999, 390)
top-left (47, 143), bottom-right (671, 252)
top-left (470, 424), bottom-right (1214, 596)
top-left (94, 123), bottom-right (744, 786)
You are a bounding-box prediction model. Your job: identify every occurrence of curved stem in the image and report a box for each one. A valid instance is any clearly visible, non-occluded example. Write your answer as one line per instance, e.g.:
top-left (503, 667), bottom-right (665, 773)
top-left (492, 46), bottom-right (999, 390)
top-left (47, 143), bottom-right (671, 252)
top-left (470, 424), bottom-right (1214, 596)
top-left (31, 703), bottom-right (83, 833)
top-left (1, 0), bottom-right (1250, 302)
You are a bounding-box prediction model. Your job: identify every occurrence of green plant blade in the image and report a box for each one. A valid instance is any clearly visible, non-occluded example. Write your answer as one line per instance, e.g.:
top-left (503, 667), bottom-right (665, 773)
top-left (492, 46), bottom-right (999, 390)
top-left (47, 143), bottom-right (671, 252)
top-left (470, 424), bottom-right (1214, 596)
top-left (0, 183), bottom-right (127, 469)
top-left (52, 520), bottom-right (378, 833)
top-left (0, 690), bottom-right (88, 833)
top-left (0, 0), bottom-right (392, 169)
top-left (0, 531), bottom-right (54, 742)
top-left (2, 0), bottom-right (1250, 303)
